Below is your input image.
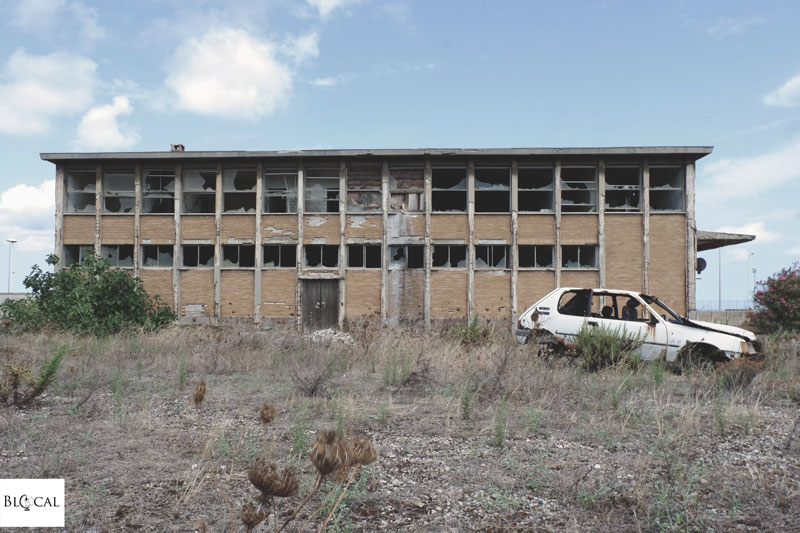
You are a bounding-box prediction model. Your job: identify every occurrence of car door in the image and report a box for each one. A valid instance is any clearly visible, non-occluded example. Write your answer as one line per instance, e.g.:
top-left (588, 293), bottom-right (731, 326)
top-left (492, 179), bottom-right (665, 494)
top-left (590, 293), bottom-right (669, 360)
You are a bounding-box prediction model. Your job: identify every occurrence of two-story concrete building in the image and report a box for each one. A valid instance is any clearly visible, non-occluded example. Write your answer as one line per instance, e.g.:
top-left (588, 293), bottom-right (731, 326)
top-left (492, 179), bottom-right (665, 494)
top-left (42, 146), bottom-right (747, 329)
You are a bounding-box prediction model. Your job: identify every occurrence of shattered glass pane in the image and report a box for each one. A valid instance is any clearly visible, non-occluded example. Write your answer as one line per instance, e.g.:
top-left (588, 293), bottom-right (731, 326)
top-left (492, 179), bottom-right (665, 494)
top-left (183, 169), bottom-right (217, 191)
top-left (475, 168), bottom-right (510, 189)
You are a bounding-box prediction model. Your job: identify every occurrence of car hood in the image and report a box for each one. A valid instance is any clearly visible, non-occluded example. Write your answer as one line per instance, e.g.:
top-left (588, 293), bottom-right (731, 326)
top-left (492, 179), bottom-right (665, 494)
top-left (684, 319), bottom-right (756, 341)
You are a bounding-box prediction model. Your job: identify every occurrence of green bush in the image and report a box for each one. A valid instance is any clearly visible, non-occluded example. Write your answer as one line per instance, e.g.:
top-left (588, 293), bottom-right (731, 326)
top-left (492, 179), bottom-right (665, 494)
top-left (0, 254), bottom-right (175, 336)
top-left (451, 316), bottom-right (491, 347)
top-left (746, 262), bottom-right (800, 334)
top-left (572, 323), bottom-right (643, 371)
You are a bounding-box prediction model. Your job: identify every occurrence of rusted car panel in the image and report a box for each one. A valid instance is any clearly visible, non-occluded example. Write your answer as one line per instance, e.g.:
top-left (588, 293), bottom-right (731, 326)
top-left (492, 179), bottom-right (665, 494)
top-left (515, 288), bottom-right (759, 362)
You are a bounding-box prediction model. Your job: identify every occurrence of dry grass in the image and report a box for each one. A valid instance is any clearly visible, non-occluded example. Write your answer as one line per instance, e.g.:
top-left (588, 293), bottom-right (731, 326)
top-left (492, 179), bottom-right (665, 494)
top-left (1, 325), bottom-right (799, 531)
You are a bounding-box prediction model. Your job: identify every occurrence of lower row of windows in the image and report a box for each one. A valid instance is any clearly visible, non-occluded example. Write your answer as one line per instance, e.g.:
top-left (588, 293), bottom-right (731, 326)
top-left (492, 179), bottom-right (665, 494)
top-left (64, 243), bottom-right (599, 270)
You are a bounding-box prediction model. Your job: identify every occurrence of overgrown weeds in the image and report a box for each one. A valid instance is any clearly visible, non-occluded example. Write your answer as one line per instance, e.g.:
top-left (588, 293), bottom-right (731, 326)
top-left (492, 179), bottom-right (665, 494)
top-left (0, 345), bottom-right (66, 407)
top-left (573, 324), bottom-right (644, 371)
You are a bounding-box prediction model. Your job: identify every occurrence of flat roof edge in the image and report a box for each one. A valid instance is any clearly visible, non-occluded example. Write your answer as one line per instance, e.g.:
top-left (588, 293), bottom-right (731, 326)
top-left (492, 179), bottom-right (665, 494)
top-left (40, 146), bottom-right (714, 162)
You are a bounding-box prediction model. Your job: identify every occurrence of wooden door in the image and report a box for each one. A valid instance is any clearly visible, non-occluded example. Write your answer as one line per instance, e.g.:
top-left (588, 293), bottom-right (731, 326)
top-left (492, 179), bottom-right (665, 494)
top-left (303, 279), bottom-right (339, 329)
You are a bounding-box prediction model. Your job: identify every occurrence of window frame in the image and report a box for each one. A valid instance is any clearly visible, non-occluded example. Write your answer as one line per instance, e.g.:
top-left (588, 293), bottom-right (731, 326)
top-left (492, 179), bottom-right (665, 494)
top-left (142, 169), bottom-right (175, 214)
top-left (264, 169), bottom-right (298, 214)
top-left (474, 244), bottom-right (511, 269)
top-left (518, 166), bottom-right (554, 213)
top-left (604, 165), bottom-right (641, 213)
top-left (222, 168), bottom-right (257, 214)
top-left (182, 244), bottom-right (215, 268)
top-left (649, 165), bottom-right (685, 212)
top-left (518, 245), bottom-right (554, 269)
top-left (100, 244), bottom-right (134, 268)
top-left (65, 169), bottom-right (96, 214)
top-left (262, 244), bottom-right (297, 268)
top-left (561, 244), bottom-right (598, 269)
top-left (389, 167), bottom-right (425, 212)
top-left (221, 244), bottom-right (256, 268)
top-left (182, 168), bottom-right (217, 214)
top-left (102, 169), bottom-right (135, 214)
top-left (560, 166), bottom-right (597, 213)
top-left (431, 167), bottom-right (467, 213)
top-left (431, 244), bottom-right (467, 268)
top-left (303, 244), bottom-right (339, 268)
top-left (63, 244), bottom-right (94, 266)
top-left (304, 168), bottom-right (340, 214)
top-left (141, 244), bottom-right (174, 268)
top-left (474, 167), bottom-right (511, 213)
top-left (346, 165), bottom-right (382, 213)
top-left (347, 243), bottom-right (382, 269)
top-left (388, 244), bottom-right (424, 269)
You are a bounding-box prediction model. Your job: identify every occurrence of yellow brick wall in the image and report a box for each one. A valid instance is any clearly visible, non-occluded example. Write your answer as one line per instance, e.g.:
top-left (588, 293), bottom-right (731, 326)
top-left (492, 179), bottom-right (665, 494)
top-left (431, 215), bottom-right (467, 242)
top-left (517, 271), bottom-right (556, 311)
top-left (604, 215), bottom-right (644, 292)
top-left (648, 214), bottom-right (687, 315)
top-left (180, 270), bottom-right (214, 317)
top-left (430, 271), bottom-right (467, 318)
top-left (474, 215), bottom-right (511, 241)
top-left (261, 270), bottom-right (297, 317)
top-left (561, 270), bottom-right (599, 289)
top-left (140, 215), bottom-right (174, 243)
top-left (386, 213), bottom-right (425, 238)
top-left (303, 215), bottom-right (339, 243)
top-left (63, 215), bottom-right (95, 244)
top-left (346, 215), bottom-right (382, 239)
top-left (345, 271), bottom-right (381, 317)
top-left (388, 270), bottom-right (424, 319)
top-left (475, 271), bottom-right (511, 319)
top-left (181, 216), bottom-right (215, 241)
top-left (561, 215), bottom-right (598, 244)
top-left (100, 216), bottom-right (134, 244)
top-left (139, 270), bottom-right (173, 308)
top-left (221, 215), bottom-right (256, 241)
top-left (262, 215), bottom-right (298, 240)
top-left (220, 270), bottom-right (254, 317)
top-left (517, 215), bottom-right (555, 244)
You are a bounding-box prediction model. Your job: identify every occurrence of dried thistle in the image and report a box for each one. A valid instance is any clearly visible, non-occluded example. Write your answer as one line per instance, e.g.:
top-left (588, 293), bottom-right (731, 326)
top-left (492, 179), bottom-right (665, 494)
top-left (193, 380), bottom-right (206, 408)
top-left (349, 434), bottom-right (378, 467)
top-left (310, 430), bottom-right (350, 477)
top-left (259, 402), bottom-right (276, 425)
top-left (239, 503), bottom-right (265, 532)
top-left (248, 457), bottom-right (298, 499)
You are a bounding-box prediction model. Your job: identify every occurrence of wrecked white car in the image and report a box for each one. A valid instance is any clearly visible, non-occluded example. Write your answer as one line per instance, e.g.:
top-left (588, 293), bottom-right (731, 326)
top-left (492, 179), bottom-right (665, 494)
top-left (515, 288), bottom-right (760, 364)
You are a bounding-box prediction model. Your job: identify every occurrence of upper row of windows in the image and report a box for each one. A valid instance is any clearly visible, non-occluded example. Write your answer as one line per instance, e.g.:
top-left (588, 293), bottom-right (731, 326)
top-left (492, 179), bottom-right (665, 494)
top-left (64, 165), bottom-right (685, 215)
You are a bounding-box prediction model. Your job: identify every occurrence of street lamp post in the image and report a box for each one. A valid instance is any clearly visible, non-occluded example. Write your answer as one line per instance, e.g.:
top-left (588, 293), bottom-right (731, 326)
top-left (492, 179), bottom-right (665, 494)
top-left (7, 239), bottom-right (17, 293)
top-left (747, 252), bottom-right (754, 307)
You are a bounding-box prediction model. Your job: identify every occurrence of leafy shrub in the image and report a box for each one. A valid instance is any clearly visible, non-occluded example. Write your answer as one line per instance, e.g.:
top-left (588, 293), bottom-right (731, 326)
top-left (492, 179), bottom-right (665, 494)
top-left (0, 346), bottom-right (66, 407)
top-left (572, 323), bottom-right (643, 371)
top-left (451, 316), bottom-right (491, 347)
top-left (0, 254), bottom-right (175, 336)
top-left (746, 262), bottom-right (800, 334)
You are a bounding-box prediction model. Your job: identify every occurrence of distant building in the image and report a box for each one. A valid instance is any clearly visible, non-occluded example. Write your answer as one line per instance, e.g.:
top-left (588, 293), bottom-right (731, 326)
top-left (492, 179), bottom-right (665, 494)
top-left (41, 147), bottom-right (751, 329)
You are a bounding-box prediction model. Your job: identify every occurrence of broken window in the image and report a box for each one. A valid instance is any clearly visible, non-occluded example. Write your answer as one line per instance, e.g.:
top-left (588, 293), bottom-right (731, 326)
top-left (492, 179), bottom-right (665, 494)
top-left (561, 245), bottom-right (597, 268)
top-left (518, 167), bottom-right (554, 212)
top-left (389, 245), bottom-right (424, 268)
top-left (475, 168), bottom-right (510, 212)
top-left (305, 168), bottom-right (339, 213)
top-left (558, 289), bottom-right (591, 317)
top-left (142, 169), bottom-right (175, 213)
top-left (222, 244), bottom-right (255, 267)
top-left (183, 244), bottom-right (214, 267)
top-left (263, 244), bottom-right (296, 267)
top-left (223, 169), bottom-right (257, 213)
top-left (141, 245), bottom-right (173, 267)
top-left (183, 169), bottom-right (217, 214)
top-left (264, 169), bottom-right (298, 213)
top-left (561, 166), bottom-right (596, 213)
top-left (348, 244), bottom-right (381, 268)
top-left (63, 244), bottom-right (94, 266)
top-left (304, 244), bottom-right (339, 268)
top-left (65, 170), bottom-right (96, 213)
top-left (389, 167), bottom-right (424, 212)
top-left (346, 166), bottom-right (382, 212)
top-left (432, 245), bottom-right (467, 268)
top-left (101, 244), bottom-right (134, 267)
top-left (475, 245), bottom-right (510, 268)
top-left (605, 166), bottom-right (640, 212)
top-left (432, 167), bottom-right (466, 212)
top-left (518, 245), bottom-right (553, 268)
top-left (103, 169), bottom-right (135, 214)
top-left (649, 166), bottom-right (684, 212)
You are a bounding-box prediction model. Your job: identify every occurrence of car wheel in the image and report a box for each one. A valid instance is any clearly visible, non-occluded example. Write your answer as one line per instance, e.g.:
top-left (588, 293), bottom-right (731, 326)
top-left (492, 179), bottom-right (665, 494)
top-left (672, 343), bottom-right (723, 374)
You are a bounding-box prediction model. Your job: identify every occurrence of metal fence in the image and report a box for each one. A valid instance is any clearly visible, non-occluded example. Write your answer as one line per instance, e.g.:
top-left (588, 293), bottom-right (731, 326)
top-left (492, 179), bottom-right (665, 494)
top-left (695, 300), bottom-right (753, 311)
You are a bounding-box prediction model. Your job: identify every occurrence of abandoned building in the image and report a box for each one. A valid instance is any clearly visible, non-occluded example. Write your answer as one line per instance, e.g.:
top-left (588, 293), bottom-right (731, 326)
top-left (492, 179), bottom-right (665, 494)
top-left (41, 147), bottom-right (749, 329)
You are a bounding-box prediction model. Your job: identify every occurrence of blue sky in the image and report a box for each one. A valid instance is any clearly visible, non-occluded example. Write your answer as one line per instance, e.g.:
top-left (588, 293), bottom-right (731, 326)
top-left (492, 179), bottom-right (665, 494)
top-left (0, 0), bottom-right (798, 309)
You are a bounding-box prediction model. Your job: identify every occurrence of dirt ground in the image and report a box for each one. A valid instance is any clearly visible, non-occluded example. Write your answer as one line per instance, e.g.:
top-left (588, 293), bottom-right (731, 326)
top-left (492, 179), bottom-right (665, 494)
top-left (1, 326), bottom-right (799, 532)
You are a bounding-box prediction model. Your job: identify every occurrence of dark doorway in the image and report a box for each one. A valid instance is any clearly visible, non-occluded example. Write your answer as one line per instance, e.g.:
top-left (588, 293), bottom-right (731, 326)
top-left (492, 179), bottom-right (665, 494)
top-left (303, 279), bottom-right (339, 329)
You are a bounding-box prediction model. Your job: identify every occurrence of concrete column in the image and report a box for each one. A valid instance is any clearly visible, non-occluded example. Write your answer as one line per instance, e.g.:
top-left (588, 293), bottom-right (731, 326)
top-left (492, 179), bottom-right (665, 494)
top-left (598, 159), bottom-right (606, 289)
top-left (296, 159), bottom-right (305, 331)
top-left (54, 164), bottom-right (64, 271)
top-left (642, 160), bottom-right (650, 294)
top-left (133, 164), bottom-right (141, 278)
top-left (94, 164), bottom-right (102, 254)
top-left (423, 158), bottom-right (432, 331)
top-left (380, 160), bottom-right (389, 323)
top-left (173, 163), bottom-right (182, 316)
top-left (467, 160), bottom-right (475, 322)
top-left (685, 160), bottom-right (696, 313)
top-left (338, 160), bottom-right (346, 329)
top-left (214, 162), bottom-right (222, 324)
top-left (510, 159), bottom-right (518, 326)
top-left (255, 160), bottom-right (264, 323)
top-left (554, 160), bottom-right (562, 288)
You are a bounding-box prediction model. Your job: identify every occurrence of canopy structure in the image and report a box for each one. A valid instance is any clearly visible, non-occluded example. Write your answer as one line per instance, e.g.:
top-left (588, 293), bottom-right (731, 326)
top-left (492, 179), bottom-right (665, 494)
top-left (696, 230), bottom-right (755, 252)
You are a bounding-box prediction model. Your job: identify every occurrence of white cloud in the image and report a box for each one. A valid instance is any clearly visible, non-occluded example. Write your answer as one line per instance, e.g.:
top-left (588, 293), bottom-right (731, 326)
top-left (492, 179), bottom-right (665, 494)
top-left (13, 0), bottom-right (106, 42)
top-left (764, 72), bottom-right (800, 107)
top-left (166, 28), bottom-right (309, 119)
top-left (75, 96), bottom-right (139, 150)
top-left (715, 222), bottom-right (779, 243)
top-left (706, 16), bottom-right (766, 39)
top-left (701, 140), bottom-right (800, 198)
top-left (0, 48), bottom-right (97, 134)
top-left (0, 179), bottom-right (55, 254)
top-left (311, 77), bottom-right (340, 87)
top-left (281, 32), bottom-right (320, 65)
top-left (306, 0), bottom-right (362, 19)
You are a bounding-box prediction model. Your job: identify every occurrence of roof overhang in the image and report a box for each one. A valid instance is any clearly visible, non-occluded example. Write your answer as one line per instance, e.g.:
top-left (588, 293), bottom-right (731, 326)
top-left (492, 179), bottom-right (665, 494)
top-left (40, 146), bottom-right (714, 163)
top-left (696, 230), bottom-right (755, 252)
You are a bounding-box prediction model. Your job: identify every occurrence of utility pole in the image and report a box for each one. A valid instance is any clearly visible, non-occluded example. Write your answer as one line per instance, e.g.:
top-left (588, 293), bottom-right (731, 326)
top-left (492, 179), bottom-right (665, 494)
top-left (718, 248), bottom-right (721, 311)
top-left (7, 239), bottom-right (17, 293)
top-left (747, 252), bottom-right (754, 307)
